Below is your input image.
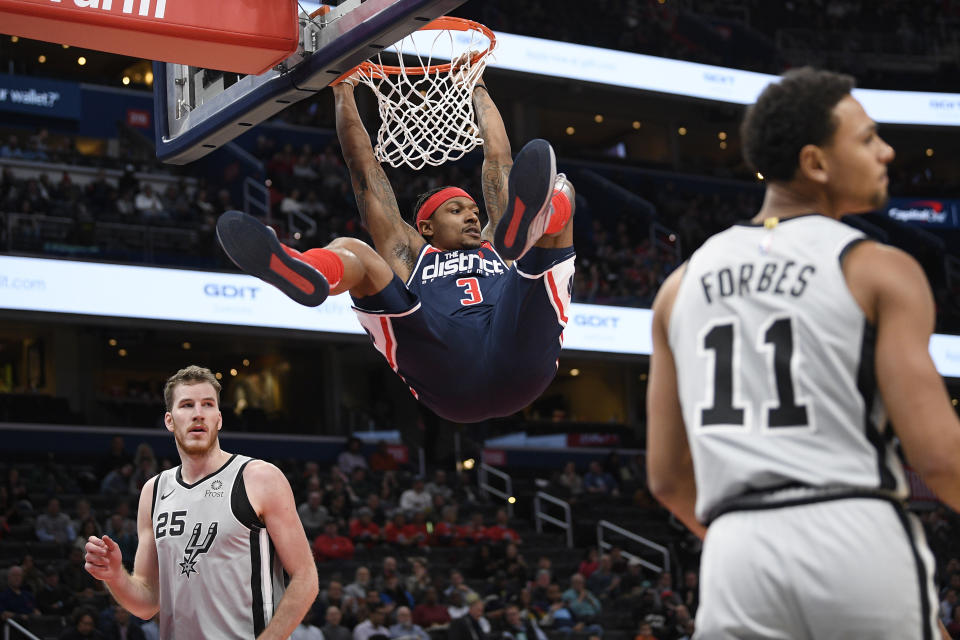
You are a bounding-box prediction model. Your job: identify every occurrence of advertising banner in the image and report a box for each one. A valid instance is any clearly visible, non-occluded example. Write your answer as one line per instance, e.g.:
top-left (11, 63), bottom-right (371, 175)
top-left (0, 255), bottom-right (958, 370)
top-left (0, 0), bottom-right (298, 75)
top-left (0, 72), bottom-right (80, 120)
top-left (886, 198), bottom-right (960, 229)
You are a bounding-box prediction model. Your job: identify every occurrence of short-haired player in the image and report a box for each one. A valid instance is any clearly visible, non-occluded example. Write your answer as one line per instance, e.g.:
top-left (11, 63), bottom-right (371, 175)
top-left (84, 365), bottom-right (318, 639)
top-left (647, 68), bottom-right (960, 639)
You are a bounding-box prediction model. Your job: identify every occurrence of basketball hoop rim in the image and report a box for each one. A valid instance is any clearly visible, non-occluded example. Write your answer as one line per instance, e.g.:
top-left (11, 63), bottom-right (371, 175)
top-left (334, 16), bottom-right (495, 83)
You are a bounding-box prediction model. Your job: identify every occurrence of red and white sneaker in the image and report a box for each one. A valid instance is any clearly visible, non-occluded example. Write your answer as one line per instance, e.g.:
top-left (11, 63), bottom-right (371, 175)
top-left (494, 138), bottom-right (557, 261)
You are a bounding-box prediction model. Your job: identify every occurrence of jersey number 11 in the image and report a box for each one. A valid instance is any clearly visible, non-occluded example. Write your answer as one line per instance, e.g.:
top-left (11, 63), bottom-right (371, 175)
top-left (700, 316), bottom-right (809, 429)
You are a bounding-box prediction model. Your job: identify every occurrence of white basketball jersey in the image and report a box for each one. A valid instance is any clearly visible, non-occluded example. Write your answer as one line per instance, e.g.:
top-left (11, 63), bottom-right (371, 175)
top-left (668, 215), bottom-right (908, 523)
top-left (151, 454), bottom-right (286, 640)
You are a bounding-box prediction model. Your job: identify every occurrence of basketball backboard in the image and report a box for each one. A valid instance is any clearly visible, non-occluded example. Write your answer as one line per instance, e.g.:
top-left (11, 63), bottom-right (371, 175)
top-left (154, 0), bottom-right (466, 165)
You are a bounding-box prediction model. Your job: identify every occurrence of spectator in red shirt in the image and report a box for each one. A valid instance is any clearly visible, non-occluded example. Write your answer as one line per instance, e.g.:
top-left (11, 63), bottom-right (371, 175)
top-left (412, 587), bottom-right (451, 630)
top-left (407, 511), bottom-right (431, 548)
top-left (459, 512), bottom-right (488, 546)
top-left (313, 521), bottom-right (355, 562)
top-left (433, 505), bottom-right (459, 547)
top-left (484, 508), bottom-right (522, 545)
top-left (578, 548), bottom-right (599, 579)
top-left (369, 441), bottom-right (399, 472)
top-left (349, 507), bottom-right (381, 548)
top-left (384, 512), bottom-right (414, 548)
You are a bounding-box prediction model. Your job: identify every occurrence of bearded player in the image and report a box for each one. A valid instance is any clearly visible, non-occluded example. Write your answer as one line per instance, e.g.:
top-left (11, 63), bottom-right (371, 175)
top-left (84, 366), bottom-right (318, 639)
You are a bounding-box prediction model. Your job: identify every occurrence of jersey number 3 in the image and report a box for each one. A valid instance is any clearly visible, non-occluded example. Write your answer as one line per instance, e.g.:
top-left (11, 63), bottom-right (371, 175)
top-left (457, 278), bottom-right (483, 306)
top-left (700, 316), bottom-right (809, 429)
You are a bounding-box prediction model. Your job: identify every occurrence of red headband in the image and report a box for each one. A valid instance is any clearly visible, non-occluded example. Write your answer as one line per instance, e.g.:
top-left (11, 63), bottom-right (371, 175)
top-left (415, 187), bottom-right (475, 226)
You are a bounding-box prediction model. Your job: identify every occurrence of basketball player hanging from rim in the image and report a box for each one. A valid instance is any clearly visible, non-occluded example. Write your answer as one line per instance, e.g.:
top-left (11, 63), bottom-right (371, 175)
top-left (646, 68), bottom-right (960, 640)
top-left (216, 44), bottom-right (576, 423)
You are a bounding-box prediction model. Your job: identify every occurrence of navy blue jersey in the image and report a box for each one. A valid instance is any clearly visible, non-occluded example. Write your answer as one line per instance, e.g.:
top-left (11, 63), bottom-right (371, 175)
top-left (352, 243), bottom-right (576, 422)
top-left (406, 241), bottom-right (509, 321)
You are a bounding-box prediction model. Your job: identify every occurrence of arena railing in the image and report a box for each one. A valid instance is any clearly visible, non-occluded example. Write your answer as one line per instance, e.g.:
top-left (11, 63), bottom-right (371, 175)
top-left (4, 213), bottom-right (200, 262)
top-left (2, 619), bottom-right (43, 640)
top-left (243, 176), bottom-right (271, 223)
top-left (597, 519), bottom-right (670, 575)
top-left (478, 462), bottom-right (514, 518)
top-left (533, 491), bottom-right (573, 549)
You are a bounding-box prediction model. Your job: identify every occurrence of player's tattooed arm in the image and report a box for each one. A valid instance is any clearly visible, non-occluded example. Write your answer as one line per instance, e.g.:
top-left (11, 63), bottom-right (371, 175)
top-left (350, 167), bottom-right (401, 231)
top-left (480, 159), bottom-right (511, 241)
top-left (335, 83), bottom-right (424, 256)
top-left (473, 83), bottom-right (513, 243)
top-left (354, 165), bottom-right (424, 277)
top-left (393, 242), bottom-right (418, 272)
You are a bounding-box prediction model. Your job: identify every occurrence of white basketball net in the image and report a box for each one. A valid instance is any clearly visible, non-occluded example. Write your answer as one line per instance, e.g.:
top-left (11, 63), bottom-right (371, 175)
top-left (352, 23), bottom-right (494, 171)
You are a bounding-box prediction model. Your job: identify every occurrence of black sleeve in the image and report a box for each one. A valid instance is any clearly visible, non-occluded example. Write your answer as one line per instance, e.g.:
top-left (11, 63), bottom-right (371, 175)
top-left (231, 460), bottom-right (264, 530)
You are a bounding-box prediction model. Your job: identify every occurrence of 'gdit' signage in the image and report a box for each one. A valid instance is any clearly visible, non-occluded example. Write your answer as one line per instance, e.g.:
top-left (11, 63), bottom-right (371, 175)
top-left (0, 255), bottom-right (957, 369)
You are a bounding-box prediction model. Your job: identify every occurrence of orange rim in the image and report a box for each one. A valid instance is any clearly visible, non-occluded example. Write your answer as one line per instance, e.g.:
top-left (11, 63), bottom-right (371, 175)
top-left (332, 16), bottom-right (495, 84)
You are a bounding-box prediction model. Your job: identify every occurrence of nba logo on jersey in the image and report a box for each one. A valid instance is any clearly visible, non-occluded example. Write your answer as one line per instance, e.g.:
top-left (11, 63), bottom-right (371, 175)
top-left (179, 522), bottom-right (218, 577)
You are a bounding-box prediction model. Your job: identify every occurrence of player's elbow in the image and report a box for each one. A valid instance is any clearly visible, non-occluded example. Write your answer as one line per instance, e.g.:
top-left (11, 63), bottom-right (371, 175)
top-left (913, 444), bottom-right (960, 511)
top-left (128, 602), bottom-right (160, 621)
top-left (343, 154), bottom-right (378, 176)
top-left (305, 566), bottom-right (320, 600)
top-left (483, 147), bottom-right (512, 165)
top-left (918, 467), bottom-right (960, 513)
top-left (648, 456), bottom-right (696, 511)
top-left (909, 423), bottom-right (960, 475)
top-left (647, 467), bottom-right (679, 506)
top-left (294, 561), bottom-right (320, 601)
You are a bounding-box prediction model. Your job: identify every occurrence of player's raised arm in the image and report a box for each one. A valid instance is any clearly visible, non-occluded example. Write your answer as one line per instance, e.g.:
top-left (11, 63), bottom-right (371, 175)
top-left (332, 81), bottom-right (425, 281)
top-left (646, 266), bottom-right (707, 540)
top-left (244, 460), bottom-right (319, 640)
top-left (84, 476), bottom-right (161, 619)
top-left (846, 241), bottom-right (960, 510)
top-left (471, 77), bottom-right (513, 244)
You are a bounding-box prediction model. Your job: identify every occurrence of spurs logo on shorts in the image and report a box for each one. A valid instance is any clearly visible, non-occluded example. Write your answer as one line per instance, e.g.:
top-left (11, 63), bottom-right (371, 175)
top-left (178, 522), bottom-right (218, 577)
